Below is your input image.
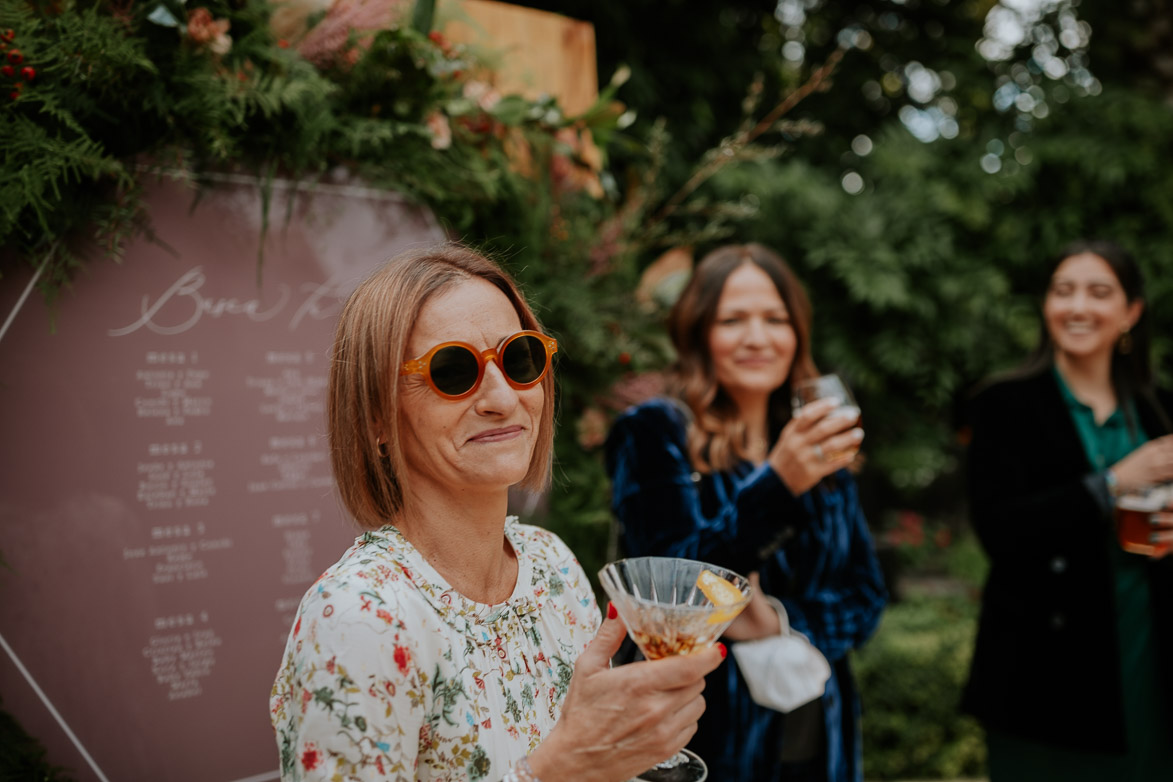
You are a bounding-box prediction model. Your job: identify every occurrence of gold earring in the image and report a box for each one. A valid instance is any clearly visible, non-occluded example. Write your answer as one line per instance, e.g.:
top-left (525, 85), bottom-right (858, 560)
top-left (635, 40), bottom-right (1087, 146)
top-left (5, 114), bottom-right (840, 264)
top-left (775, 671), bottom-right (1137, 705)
top-left (1118, 327), bottom-right (1133, 355)
top-left (377, 439), bottom-right (388, 457)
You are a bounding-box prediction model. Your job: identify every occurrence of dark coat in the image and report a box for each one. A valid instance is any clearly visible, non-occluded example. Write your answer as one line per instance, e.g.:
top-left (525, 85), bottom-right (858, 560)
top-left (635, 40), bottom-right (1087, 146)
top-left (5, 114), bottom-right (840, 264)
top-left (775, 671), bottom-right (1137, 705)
top-left (961, 367), bottom-right (1173, 752)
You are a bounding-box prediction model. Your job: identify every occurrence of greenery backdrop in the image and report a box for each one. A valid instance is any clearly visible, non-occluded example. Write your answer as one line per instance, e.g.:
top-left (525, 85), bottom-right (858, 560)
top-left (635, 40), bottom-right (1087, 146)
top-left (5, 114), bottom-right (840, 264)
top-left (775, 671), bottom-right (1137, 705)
top-left (4, 0), bottom-right (1172, 778)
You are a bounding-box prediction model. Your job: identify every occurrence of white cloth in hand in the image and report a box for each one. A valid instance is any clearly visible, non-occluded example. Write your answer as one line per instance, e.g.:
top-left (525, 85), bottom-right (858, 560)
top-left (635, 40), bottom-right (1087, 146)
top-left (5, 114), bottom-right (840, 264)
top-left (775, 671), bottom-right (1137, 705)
top-left (731, 596), bottom-right (830, 713)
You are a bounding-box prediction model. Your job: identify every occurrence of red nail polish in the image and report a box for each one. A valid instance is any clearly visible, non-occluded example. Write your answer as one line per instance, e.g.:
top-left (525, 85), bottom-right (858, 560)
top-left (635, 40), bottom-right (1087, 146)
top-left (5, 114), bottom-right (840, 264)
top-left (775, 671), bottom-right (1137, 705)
top-left (717, 642), bottom-right (727, 659)
top-left (607, 601), bottom-right (618, 620)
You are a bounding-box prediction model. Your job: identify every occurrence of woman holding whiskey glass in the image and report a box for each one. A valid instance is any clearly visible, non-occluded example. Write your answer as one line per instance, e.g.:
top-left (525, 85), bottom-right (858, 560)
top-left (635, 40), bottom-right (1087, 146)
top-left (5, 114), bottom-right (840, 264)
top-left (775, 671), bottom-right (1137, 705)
top-left (963, 239), bottom-right (1173, 780)
top-left (271, 243), bottom-right (724, 782)
top-left (604, 243), bottom-right (887, 782)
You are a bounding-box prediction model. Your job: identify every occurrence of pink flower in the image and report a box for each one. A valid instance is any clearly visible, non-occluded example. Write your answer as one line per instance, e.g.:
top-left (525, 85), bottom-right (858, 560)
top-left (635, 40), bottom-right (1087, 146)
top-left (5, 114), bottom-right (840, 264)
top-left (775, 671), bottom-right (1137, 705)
top-left (187, 8), bottom-right (232, 55)
top-left (425, 111), bottom-right (452, 150)
top-left (290, 0), bottom-right (410, 68)
top-left (576, 407), bottom-right (609, 450)
top-left (462, 80), bottom-right (501, 111)
top-left (550, 126), bottom-right (604, 199)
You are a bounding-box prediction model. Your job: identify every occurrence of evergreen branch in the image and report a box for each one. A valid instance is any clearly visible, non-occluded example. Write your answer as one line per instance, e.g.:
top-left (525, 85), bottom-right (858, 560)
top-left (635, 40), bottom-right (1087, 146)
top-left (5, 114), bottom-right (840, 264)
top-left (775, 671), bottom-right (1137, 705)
top-left (1, 114), bottom-right (126, 240)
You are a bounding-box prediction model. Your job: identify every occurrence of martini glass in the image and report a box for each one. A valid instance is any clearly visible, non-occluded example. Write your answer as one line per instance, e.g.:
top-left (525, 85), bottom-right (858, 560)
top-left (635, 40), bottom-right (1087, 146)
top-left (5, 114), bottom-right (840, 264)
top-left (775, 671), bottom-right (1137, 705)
top-left (598, 557), bottom-right (753, 782)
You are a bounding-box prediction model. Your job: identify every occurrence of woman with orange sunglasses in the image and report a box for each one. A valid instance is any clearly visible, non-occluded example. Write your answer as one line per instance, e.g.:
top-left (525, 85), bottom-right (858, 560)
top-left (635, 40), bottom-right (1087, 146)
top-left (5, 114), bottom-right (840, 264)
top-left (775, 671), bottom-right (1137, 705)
top-left (270, 243), bottom-right (724, 781)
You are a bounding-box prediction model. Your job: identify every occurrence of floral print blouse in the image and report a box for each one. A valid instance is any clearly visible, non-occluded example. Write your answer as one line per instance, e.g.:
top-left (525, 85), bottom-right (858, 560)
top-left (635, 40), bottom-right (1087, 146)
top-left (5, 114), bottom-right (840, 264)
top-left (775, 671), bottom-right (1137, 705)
top-left (270, 518), bottom-right (601, 781)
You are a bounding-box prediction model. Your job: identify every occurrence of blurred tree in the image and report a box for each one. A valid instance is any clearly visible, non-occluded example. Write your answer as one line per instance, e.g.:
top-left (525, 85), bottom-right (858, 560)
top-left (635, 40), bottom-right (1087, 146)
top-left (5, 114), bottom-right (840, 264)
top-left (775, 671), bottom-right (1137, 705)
top-left (504, 0), bottom-right (785, 184)
top-left (507, 0), bottom-right (1173, 521)
top-left (702, 6), bottom-right (1173, 513)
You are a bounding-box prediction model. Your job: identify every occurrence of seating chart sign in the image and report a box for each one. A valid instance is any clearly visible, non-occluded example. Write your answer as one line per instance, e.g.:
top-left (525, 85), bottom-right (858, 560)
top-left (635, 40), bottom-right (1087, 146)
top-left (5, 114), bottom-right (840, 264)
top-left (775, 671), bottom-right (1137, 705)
top-left (0, 176), bottom-right (444, 782)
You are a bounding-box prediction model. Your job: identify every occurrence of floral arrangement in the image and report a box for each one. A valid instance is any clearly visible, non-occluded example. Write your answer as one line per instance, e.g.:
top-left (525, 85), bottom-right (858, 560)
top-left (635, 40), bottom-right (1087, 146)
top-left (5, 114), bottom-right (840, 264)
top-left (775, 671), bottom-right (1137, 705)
top-left (0, 0), bottom-right (841, 584)
top-left (0, 0), bottom-right (619, 299)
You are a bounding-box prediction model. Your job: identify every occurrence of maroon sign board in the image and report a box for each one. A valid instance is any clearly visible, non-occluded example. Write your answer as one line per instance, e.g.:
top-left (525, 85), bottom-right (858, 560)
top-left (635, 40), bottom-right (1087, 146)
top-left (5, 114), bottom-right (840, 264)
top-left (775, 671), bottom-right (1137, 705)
top-left (0, 175), bottom-right (445, 781)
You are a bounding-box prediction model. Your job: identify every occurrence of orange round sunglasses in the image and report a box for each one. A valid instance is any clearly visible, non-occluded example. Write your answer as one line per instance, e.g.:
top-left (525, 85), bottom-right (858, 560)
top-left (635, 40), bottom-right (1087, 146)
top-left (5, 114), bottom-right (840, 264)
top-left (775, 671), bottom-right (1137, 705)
top-left (400, 330), bottom-right (559, 399)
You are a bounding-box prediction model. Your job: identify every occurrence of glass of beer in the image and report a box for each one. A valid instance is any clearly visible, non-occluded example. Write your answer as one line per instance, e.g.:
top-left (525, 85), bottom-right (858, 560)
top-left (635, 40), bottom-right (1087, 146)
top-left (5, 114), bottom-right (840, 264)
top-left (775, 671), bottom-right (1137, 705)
top-left (1115, 484), bottom-right (1173, 557)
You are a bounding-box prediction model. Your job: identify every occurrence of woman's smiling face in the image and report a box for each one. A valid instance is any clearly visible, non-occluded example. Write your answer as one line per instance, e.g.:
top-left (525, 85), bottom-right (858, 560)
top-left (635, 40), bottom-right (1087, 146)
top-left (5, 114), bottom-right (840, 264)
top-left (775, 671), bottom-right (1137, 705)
top-left (397, 277), bottom-right (544, 498)
top-left (1044, 251), bottom-right (1142, 364)
top-left (707, 262), bottom-right (796, 408)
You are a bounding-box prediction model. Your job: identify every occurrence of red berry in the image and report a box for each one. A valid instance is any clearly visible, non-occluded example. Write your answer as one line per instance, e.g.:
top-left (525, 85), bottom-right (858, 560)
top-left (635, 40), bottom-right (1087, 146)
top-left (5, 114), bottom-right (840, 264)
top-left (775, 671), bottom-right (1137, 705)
top-left (3, 30), bottom-right (14, 41)
top-left (20, 66), bottom-right (33, 81)
top-left (9, 89), bottom-right (18, 100)
top-left (7, 49), bottom-right (21, 65)
top-left (0, 65), bottom-right (12, 78)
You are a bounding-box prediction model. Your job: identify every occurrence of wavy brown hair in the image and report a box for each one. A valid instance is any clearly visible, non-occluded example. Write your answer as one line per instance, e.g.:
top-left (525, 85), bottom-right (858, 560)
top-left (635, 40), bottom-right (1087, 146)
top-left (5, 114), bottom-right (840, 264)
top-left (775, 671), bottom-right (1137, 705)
top-left (327, 243), bottom-right (556, 529)
top-left (666, 243), bottom-right (818, 472)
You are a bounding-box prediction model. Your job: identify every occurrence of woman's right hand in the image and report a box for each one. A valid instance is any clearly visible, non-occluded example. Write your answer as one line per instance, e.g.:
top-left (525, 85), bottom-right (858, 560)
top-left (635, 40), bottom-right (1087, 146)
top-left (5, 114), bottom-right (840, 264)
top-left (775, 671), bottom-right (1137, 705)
top-left (526, 605), bottom-right (725, 782)
top-left (1110, 434), bottom-right (1173, 493)
top-left (770, 397), bottom-right (864, 495)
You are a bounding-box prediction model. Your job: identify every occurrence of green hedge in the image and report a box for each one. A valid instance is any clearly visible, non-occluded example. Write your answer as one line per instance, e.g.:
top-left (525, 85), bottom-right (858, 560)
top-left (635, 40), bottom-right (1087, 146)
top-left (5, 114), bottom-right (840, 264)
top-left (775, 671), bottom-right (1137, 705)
top-left (857, 592), bottom-right (986, 781)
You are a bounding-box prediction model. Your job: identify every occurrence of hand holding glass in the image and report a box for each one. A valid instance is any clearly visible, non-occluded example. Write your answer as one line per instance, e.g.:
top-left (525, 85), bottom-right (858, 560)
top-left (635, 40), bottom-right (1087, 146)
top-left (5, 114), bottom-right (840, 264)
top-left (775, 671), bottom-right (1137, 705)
top-left (598, 557), bottom-right (752, 781)
top-left (791, 373), bottom-right (862, 461)
top-left (1115, 484), bottom-right (1173, 557)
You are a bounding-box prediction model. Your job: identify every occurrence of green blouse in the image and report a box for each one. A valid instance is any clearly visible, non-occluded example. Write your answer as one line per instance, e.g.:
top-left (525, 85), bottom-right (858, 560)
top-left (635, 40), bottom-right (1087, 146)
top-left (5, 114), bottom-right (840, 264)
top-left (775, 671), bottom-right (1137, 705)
top-left (987, 368), bottom-right (1173, 780)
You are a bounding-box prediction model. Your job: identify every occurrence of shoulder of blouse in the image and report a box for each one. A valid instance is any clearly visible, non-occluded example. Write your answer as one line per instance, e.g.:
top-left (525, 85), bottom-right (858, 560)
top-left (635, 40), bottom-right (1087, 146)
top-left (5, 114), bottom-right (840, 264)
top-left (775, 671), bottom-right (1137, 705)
top-left (508, 519), bottom-right (577, 565)
top-left (508, 521), bottom-right (601, 626)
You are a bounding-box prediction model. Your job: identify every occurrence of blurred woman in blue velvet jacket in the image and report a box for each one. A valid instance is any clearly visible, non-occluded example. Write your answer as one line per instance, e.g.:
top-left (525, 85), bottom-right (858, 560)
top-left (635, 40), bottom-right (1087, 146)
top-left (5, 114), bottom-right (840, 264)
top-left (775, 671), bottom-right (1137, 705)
top-left (604, 243), bottom-right (887, 782)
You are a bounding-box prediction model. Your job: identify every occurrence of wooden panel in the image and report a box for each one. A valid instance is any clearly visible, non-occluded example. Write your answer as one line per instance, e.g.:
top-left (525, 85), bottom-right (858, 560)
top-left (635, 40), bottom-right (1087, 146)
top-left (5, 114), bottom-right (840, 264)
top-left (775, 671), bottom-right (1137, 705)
top-left (440, 0), bottom-right (599, 116)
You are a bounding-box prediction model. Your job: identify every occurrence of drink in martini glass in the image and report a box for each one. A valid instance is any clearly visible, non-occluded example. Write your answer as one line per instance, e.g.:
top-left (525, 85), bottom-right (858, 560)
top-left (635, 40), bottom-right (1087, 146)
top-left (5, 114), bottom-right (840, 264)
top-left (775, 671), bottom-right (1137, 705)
top-left (598, 557), bottom-right (753, 782)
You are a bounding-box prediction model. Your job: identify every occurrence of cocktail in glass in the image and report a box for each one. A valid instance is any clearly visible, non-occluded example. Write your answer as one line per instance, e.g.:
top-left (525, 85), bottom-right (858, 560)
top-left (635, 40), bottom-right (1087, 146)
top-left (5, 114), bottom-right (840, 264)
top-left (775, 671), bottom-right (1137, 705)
top-left (598, 556), bottom-right (753, 782)
top-left (791, 373), bottom-right (862, 461)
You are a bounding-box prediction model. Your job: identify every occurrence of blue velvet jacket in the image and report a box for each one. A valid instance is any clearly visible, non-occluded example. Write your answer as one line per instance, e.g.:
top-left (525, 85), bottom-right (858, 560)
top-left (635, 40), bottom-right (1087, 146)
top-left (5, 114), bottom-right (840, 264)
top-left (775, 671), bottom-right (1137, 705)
top-left (604, 398), bottom-right (888, 782)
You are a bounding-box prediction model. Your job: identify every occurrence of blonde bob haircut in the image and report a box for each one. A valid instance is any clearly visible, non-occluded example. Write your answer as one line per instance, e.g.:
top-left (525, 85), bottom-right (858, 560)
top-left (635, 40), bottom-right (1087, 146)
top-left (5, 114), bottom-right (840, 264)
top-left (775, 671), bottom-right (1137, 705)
top-left (327, 243), bottom-right (556, 529)
top-left (666, 243), bottom-right (818, 473)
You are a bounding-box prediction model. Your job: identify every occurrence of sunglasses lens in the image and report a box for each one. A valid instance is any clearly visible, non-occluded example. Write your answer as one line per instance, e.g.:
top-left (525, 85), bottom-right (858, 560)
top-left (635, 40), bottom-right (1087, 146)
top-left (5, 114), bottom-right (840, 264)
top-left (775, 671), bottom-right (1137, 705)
top-left (429, 345), bottom-right (479, 396)
top-left (501, 334), bottom-right (548, 386)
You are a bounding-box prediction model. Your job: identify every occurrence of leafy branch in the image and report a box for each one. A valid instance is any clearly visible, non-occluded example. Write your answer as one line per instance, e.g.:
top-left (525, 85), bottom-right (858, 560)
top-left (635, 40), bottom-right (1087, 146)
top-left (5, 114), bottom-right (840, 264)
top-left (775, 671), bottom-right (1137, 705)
top-left (647, 46), bottom-right (846, 233)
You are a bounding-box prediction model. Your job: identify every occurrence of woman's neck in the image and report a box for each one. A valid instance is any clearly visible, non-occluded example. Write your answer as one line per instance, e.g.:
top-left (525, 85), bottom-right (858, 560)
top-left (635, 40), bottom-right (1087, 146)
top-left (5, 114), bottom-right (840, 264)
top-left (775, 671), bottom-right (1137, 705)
top-left (1054, 351), bottom-right (1117, 422)
top-left (734, 394), bottom-right (771, 461)
top-left (395, 488), bottom-right (517, 604)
